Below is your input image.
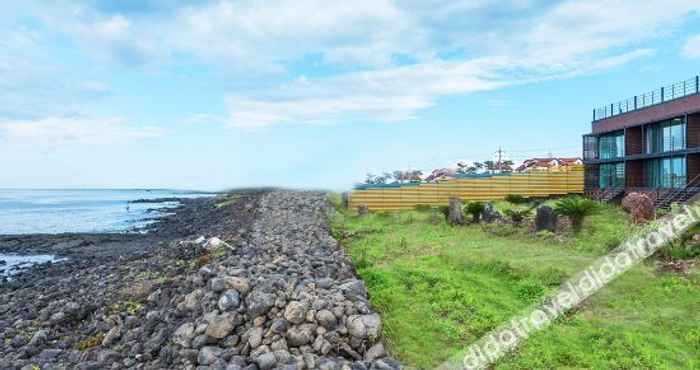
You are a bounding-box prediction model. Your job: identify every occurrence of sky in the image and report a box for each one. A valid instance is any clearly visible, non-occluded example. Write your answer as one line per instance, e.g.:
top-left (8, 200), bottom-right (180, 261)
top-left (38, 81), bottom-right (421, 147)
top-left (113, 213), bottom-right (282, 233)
top-left (1, 0), bottom-right (700, 191)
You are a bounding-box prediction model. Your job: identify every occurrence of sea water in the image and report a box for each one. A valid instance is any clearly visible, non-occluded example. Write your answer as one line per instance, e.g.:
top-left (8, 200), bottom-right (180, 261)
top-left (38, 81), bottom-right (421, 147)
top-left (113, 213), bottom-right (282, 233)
top-left (0, 189), bottom-right (214, 235)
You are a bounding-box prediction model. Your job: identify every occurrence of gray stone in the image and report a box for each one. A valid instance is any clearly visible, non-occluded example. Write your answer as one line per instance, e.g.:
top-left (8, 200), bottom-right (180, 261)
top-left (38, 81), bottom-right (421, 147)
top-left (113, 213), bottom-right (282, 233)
top-left (270, 319), bottom-right (288, 334)
top-left (101, 325), bottom-right (121, 346)
top-left (283, 301), bottom-right (307, 324)
top-left (346, 316), bottom-right (366, 338)
top-left (255, 352), bottom-right (277, 370)
top-left (97, 349), bottom-right (121, 364)
top-left (173, 322), bottom-right (195, 348)
top-left (482, 203), bottom-right (502, 223)
top-left (248, 327), bottom-right (263, 349)
top-left (364, 343), bottom-right (386, 361)
top-left (286, 324), bottom-right (315, 347)
top-left (535, 205), bottom-right (557, 232)
top-left (209, 277), bottom-right (226, 292)
top-left (37, 349), bottom-right (62, 361)
top-left (339, 280), bottom-right (367, 302)
top-left (223, 276), bottom-right (250, 294)
top-left (361, 313), bottom-right (382, 341)
top-left (206, 314), bottom-right (236, 339)
top-left (218, 290), bottom-right (241, 312)
top-left (182, 289), bottom-right (204, 311)
top-left (357, 204), bottom-right (369, 217)
top-left (29, 329), bottom-right (48, 346)
top-left (198, 346), bottom-right (223, 365)
top-left (448, 196), bottom-right (464, 225)
top-left (315, 310), bottom-right (336, 329)
top-left (246, 289), bottom-right (275, 317)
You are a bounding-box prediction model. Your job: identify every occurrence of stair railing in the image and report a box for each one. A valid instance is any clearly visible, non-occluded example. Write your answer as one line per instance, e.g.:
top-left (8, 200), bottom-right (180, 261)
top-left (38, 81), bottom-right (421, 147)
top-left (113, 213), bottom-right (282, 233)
top-left (655, 172), bottom-right (700, 208)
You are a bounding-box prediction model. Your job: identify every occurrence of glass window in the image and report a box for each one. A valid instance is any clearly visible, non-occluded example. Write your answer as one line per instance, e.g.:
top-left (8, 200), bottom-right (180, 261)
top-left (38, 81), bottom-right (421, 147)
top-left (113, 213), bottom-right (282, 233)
top-left (645, 118), bottom-right (685, 153)
top-left (599, 162), bottom-right (625, 188)
top-left (644, 157), bottom-right (686, 188)
top-left (599, 132), bottom-right (624, 159)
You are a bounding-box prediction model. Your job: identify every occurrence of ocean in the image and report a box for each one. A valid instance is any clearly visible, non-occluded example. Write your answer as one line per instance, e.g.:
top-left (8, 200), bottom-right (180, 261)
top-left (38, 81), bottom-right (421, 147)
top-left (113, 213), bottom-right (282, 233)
top-left (0, 189), bottom-right (215, 235)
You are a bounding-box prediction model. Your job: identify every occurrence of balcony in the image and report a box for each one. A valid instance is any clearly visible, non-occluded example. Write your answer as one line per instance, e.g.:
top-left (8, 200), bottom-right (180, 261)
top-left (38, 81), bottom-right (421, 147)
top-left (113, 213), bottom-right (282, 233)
top-left (593, 75), bottom-right (700, 122)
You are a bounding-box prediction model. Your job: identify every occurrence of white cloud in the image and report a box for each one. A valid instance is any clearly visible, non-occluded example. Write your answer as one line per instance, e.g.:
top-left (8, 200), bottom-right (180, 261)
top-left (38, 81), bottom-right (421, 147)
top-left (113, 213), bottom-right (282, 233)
top-left (0, 117), bottom-right (163, 147)
top-left (227, 49), bottom-right (654, 128)
top-left (681, 34), bottom-right (700, 58)
top-left (9, 0), bottom-right (700, 128)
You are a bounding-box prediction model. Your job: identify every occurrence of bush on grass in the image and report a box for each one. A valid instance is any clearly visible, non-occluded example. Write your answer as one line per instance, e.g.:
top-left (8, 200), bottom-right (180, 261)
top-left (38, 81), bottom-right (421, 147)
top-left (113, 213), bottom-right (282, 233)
top-left (554, 196), bottom-right (598, 233)
top-left (503, 206), bottom-right (532, 226)
top-left (504, 194), bottom-right (528, 204)
top-left (464, 202), bottom-right (486, 223)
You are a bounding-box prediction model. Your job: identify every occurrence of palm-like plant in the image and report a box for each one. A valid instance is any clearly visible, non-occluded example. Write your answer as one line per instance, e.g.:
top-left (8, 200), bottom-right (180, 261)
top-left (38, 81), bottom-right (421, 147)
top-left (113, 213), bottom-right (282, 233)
top-left (554, 196), bottom-right (598, 233)
top-left (464, 202), bottom-right (486, 223)
top-left (503, 207), bottom-right (532, 226)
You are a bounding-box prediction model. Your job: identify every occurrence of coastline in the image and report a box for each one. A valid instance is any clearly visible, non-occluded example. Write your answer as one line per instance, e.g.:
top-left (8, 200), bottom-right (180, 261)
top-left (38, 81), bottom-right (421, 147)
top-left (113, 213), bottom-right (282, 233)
top-left (0, 190), bottom-right (398, 370)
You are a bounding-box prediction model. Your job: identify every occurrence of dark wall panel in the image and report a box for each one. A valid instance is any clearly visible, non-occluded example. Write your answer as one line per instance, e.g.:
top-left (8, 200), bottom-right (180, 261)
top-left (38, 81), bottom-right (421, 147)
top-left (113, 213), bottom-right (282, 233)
top-left (688, 113), bottom-right (700, 148)
top-left (625, 126), bottom-right (642, 155)
top-left (626, 160), bottom-right (643, 187)
top-left (688, 154), bottom-right (700, 182)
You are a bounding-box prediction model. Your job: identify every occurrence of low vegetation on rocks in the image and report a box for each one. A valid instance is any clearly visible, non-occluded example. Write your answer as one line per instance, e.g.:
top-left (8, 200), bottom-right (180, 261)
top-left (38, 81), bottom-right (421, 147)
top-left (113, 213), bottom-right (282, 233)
top-left (332, 198), bottom-right (700, 368)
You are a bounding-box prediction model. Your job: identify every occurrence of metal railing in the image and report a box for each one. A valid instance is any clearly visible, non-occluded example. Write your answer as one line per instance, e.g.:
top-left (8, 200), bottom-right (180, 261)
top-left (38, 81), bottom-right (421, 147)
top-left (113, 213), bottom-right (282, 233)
top-left (593, 75), bottom-right (700, 121)
top-left (653, 172), bottom-right (700, 209)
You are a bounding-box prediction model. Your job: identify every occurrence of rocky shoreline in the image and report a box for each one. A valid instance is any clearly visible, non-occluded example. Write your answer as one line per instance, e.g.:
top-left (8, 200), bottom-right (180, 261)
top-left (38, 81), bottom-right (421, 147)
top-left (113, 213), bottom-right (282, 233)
top-left (0, 190), bottom-right (399, 370)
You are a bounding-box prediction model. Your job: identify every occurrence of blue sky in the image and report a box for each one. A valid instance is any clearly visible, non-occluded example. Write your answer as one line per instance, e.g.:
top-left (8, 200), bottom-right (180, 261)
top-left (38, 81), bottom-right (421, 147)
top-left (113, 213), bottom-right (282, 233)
top-left (2, 1), bottom-right (700, 191)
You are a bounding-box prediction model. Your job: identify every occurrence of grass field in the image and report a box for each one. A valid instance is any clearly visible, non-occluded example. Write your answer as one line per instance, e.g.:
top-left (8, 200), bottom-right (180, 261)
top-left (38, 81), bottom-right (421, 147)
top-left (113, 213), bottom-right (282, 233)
top-left (330, 198), bottom-right (700, 369)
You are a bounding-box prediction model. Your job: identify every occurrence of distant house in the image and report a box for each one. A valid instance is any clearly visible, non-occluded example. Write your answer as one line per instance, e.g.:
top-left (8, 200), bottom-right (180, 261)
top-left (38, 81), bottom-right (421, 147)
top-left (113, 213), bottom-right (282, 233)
top-left (515, 157), bottom-right (582, 172)
top-left (423, 168), bottom-right (458, 182)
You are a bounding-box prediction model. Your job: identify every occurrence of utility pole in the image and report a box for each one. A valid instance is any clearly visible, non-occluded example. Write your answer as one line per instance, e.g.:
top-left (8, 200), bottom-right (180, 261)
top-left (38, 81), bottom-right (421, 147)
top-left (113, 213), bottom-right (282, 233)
top-left (496, 147), bottom-right (503, 172)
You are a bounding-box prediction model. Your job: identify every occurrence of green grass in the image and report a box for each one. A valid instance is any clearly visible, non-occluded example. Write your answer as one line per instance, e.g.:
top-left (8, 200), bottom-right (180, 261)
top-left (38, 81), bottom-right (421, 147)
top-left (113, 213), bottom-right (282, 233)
top-left (331, 202), bottom-right (700, 369)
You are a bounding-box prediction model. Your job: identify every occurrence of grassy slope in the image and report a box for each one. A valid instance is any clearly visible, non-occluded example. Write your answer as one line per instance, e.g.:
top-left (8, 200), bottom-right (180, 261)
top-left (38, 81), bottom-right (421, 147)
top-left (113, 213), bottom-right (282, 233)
top-left (331, 202), bottom-right (700, 369)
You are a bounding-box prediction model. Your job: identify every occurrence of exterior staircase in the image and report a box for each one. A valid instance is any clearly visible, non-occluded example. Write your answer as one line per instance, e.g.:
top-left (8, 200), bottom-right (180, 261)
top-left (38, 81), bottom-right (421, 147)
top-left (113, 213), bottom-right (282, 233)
top-left (653, 173), bottom-right (700, 210)
top-left (596, 187), bottom-right (625, 203)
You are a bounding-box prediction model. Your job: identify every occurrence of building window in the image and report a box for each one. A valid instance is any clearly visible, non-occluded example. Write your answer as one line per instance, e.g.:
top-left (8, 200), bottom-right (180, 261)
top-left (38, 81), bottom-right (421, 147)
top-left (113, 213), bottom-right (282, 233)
top-left (644, 157), bottom-right (686, 188)
top-left (599, 162), bottom-right (625, 188)
top-left (598, 131), bottom-right (624, 159)
top-left (645, 118), bottom-right (685, 154)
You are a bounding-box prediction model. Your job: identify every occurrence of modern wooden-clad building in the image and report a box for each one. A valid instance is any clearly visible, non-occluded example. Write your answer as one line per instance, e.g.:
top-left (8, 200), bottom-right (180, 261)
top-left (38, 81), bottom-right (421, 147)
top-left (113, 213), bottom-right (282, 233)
top-left (583, 75), bottom-right (700, 208)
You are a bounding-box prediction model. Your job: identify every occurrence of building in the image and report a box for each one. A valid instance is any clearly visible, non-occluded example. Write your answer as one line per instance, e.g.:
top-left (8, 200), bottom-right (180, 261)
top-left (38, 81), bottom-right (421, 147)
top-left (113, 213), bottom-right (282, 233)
top-left (515, 157), bottom-right (582, 173)
top-left (583, 75), bottom-right (700, 207)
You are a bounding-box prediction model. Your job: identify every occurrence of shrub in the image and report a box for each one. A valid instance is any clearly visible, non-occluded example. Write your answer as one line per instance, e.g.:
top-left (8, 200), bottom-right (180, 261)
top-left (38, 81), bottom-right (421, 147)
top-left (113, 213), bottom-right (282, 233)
top-left (464, 202), bottom-right (486, 223)
top-left (503, 206), bottom-right (532, 226)
top-left (504, 194), bottom-right (528, 204)
top-left (439, 206), bottom-right (450, 220)
top-left (413, 204), bottom-right (433, 212)
top-left (554, 196), bottom-right (598, 233)
top-left (621, 192), bottom-right (654, 223)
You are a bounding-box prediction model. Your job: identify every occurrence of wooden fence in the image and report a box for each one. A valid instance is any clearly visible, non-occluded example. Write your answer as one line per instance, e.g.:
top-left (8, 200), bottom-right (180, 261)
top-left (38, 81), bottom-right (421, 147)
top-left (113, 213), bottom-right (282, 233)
top-left (349, 165), bottom-right (584, 211)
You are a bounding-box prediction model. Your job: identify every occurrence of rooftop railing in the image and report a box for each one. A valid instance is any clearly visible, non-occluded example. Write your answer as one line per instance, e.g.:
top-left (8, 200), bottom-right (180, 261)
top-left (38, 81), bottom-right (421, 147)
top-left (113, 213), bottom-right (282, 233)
top-left (593, 75), bottom-right (700, 122)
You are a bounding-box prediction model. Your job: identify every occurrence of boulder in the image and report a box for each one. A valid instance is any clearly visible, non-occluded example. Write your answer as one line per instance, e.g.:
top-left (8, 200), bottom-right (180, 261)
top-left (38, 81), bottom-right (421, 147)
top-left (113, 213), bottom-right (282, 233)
top-left (357, 204), bottom-right (369, 217)
top-left (448, 197), bottom-right (464, 225)
top-left (621, 192), bottom-right (654, 223)
top-left (482, 203), bottom-right (502, 223)
top-left (535, 205), bottom-right (557, 232)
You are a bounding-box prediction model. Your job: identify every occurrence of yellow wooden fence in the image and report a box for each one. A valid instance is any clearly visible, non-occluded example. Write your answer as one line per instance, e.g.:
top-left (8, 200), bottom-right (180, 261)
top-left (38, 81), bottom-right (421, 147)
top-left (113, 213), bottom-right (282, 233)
top-left (349, 165), bottom-right (584, 211)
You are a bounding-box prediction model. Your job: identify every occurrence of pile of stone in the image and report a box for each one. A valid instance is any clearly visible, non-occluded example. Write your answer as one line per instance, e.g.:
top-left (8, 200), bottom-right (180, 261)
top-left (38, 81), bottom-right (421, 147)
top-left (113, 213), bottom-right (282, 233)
top-left (0, 190), bottom-right (398, 370)
top-left (168, 191), bottom-right (397, 369)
